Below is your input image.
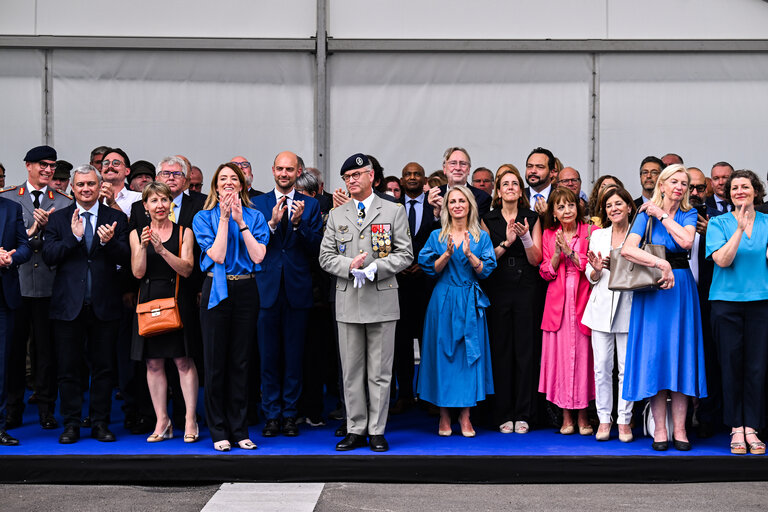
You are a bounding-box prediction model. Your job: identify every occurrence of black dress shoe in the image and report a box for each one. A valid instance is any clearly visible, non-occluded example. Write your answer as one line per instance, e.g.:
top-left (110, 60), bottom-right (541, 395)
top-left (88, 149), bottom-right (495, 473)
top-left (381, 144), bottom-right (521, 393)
top-left (282, 417), bottom-right (299, 437)
top-left (335, 433), bottom-right (367, 451)
top-left (335, 422), bottom-right (347, 437)
top-left (91, 424), bottom-right (116, 442)
top-left (130, 416), bottom-right (154, 435)
top-left (369, 434), bottom-right (389, 452)
top-left (673, 437), bottom-right (692, 451)
top-left (697, 423), bottom-right (715, 439)
top-left (651, 440), bottom-right (669, 451)
top-left (80, 416), bottom-right (91, 428)
top-left (0, 430), bottom-right (20, 446)
top-left (5, 415), bottom-right (22, 430)
top-left (59, 425), bottom-right (80, 444)
top-left (262, 419), bottom-right (280, 437)
top-left (40, 414), bottom-right (59, 430)
top-left (389, 398), bottom-right (415, 415)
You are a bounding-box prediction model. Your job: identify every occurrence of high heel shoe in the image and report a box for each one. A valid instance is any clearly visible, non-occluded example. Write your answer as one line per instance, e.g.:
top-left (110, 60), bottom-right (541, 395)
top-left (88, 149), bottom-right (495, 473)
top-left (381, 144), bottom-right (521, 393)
top-left (214, 440), bottom-right (231, 452)
top-left (579, 424), bottom-right (594, 436)
top-left (595, 422), bottom-right (612, 442)
top-left (672, 437), bottom-right (692, 451)
top-left (618, 425), bottom-right (634, 443)
top-left (237, 439), bottom-right (257, 450)
top-left (184, 424), bottom-right (199, 443)
top-left (730, 429), bottom-right (747, 454)
top-left (146, 422), bottom-right (173, 443)
top-left (745, 430), bottom-right (765, 455)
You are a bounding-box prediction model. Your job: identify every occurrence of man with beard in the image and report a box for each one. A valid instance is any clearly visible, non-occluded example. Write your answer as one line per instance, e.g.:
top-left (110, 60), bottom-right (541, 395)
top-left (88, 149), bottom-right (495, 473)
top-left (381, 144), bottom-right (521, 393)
top-left (634, 156), bottom-right (664, 208)
top-left (99, 148), bottom-right (141, 217)
top-left (524, 147), bottom-right (555, 216)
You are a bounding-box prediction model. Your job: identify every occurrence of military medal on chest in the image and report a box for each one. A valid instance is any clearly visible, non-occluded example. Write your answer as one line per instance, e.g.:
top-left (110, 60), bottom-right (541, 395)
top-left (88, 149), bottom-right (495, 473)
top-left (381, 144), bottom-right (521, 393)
top-left (371, 223), bottom-right (392, 258)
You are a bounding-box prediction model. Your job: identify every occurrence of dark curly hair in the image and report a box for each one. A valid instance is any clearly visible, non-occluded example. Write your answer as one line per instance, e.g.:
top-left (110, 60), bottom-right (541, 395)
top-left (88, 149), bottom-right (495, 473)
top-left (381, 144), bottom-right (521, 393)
top-left (598, 186), bottom-right (636, 228)
top-left (724, 170), bottom-right (766, 206)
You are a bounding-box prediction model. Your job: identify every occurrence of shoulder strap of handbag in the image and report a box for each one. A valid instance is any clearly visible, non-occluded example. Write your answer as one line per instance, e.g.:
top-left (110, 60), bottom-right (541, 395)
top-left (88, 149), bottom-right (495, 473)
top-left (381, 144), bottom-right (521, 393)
top-left (619, 209), bottom-right (653, 248)
top-left (137, 224), bottom-right (182, 303)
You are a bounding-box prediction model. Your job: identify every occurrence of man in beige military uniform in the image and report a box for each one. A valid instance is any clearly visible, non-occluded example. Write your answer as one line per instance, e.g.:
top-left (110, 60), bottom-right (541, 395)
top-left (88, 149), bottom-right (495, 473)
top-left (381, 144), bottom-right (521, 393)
top-left (319, 153), bottom-right (413, 452)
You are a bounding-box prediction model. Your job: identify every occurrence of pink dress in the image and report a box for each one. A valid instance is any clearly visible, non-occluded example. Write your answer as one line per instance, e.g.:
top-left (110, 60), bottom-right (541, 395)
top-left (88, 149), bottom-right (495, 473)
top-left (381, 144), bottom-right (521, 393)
top-left (538, 225), bottom-right (595, 410)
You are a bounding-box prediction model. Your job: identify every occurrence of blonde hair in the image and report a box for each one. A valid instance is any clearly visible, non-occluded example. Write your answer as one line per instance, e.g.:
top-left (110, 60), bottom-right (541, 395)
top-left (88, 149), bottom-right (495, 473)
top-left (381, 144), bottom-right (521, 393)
top-left (651, 164), bottom-right (692, 211)
top-left (203, 162), bottom-right (253, 210)
top-left (438, 185), bottom-right (481, 243)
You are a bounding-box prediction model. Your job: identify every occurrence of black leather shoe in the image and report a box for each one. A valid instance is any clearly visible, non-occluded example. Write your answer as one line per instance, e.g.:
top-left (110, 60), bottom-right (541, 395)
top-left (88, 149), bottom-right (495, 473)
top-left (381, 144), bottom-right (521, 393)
top-left (651, 440), bottom-right (669, 451)
top-left (80, 416), bottom-right (91, 428)
top-left (697, 423), bottom-right (714, 439)
top-left (282, 417), bottom-right (299, 437)
top-left (0, 430), bottom-right (20, 446)
top-left (130, 416), bottom-right (154, 435)
top-left (335, 433), bottom-right (367, 451)
top-left (91, 424), bottom-right (116, 442)
top-left (40, 414), bottom-right (59, 430)
top-left (369, 434), bottom-right (389, 452)
top-left (5, 415), bottom-right (22, 430)
top-left (673, 438), bottom-right (692, 451)
top-left (335, 422), bottom-right (347, 437)
top-left (59, 425), bottom-right (80, 444)
top-left (262, 419), bottom-right (280, 437)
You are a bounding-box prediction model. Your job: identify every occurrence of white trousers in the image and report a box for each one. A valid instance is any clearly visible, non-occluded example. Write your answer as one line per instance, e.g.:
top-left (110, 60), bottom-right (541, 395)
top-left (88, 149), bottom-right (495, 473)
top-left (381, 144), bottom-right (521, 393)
top-left (591, 330), bottom-right (633, 424)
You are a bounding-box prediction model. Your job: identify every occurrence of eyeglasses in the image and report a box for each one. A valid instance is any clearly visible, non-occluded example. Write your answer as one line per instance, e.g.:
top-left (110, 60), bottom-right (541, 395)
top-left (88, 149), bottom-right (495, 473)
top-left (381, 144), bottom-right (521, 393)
top-left (232, 161), bottom-right (251, 169)
top-left (158, 170), bottom-right (185, 178)
top-left (101, 159), bottom-right (124, 168)
top-left (37, 161), bottom-right (58, 170)
top-left (689, 184), bottom-right (707, 193)
top-left (188, 183), bottom-right (203, 192)
top-left (558, 178), bottom-right (580, 185)
top-left (342, 171), bottom-right (366, 183)
top-left (445, 160), bottom-right (470, 169)
top-left (640, 170), bottom-right (661, 177)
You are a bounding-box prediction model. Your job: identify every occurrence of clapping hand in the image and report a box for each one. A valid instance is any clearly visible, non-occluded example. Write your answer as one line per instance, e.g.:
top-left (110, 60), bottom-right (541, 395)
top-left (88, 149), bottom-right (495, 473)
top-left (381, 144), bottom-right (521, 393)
top-left (505, 218), bottom-right (517, 246)
top-left (445, 233), bottom-right (455, 256)
top-left (291, 199), bottom-right (305, 225)
top-left (533, 195), bottom-right (547, 215)
top-left (70, 209), bottom-right (84, 238)
top-left (230, 194), bottom-right (244, 225)
top-left (0, 247), bottom-right (16, 268)
top-left (219, 192), bottom-right (234, 220)
top-left (269, 196), bottom-right (288, 229)
top-left (587, 250), bottom-right (605, 272)
top-left (462, 231), bottom-right (471, 257)
top-left (735, 205), bottom-right (750, 232)
top-left (512, 218), bottom-right (530, 238)
top-left (96, 221), bottom-right (117, 244)
top-left (555, 229), bottom-right (569, 255)
top-left (428, 187), bottom-right (443, 218)
top-left (140, 226), bottom-right (151, 247)
top-left (32, 207), bottom-right (55, 229)
top-left (99, 182), bottom-right (115, 206)
top-left (333, 188), bottom-right (351, 208)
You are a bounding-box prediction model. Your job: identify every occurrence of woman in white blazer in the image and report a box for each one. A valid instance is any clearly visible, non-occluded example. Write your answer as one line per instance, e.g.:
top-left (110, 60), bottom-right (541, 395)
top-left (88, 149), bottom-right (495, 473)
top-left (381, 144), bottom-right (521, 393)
top-left (582, 187), bottom-right (636, 442)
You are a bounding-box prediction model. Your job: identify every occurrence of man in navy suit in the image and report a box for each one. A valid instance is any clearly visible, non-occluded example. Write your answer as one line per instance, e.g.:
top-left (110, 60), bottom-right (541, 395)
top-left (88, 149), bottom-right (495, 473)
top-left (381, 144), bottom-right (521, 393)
top-left (391, 162), bottom-right (437, 414)
top-left (0, 197), bottom-right (32, 446)
top-left (42, 165), bottom-right (130, 444)
top-left (427, 147), bottom-right (492, 218)
top-left (705, 161), bottom-right (734, 218)
top-left (251, 151), bottom-right (323, 437)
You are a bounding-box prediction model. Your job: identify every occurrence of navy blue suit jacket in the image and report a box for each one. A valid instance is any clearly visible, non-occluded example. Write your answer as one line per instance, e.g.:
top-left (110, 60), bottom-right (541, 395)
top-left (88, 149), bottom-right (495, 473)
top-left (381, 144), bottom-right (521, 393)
top-left (251, 190), bottom-right (323, 309)
top-left (42, 203), bottom-right (130, 322)
top-left (398, 193), bottom-right (438, 259)
top-left (0, 197), bottom-right (32, 309)
top-left (437, 184), bottom-right (492, 217)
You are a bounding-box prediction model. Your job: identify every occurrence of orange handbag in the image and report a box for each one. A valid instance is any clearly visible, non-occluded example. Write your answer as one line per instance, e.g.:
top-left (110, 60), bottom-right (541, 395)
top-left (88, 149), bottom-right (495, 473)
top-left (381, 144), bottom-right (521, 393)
top-left (136, 226), bottom-right (184, 337)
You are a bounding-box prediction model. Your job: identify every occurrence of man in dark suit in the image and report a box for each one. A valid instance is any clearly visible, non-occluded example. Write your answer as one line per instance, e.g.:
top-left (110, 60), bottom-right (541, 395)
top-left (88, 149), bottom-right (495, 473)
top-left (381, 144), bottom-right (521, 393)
top-left (0, 197), bottom-right (32, 446)
top-left (705, 161), bottom-right (734, 218)
top-left (305, 167), bottom-right (333, 215)
top-left (523, 147), bottom-right (555, 216)
top-left (42, 165), bottom-right (130, 444)
top-left (391, 162), bottom-right (436, 414)
top-left (633, 156), bottom-right (664, 208)
top-left (231, 156), bottom-right (264, 198)
top-left (252, 151), bottom-right (323, 437)
top-left (0, 145), bottom-right (72, 431)
top-left (427, 147), bottom-right (491, 217)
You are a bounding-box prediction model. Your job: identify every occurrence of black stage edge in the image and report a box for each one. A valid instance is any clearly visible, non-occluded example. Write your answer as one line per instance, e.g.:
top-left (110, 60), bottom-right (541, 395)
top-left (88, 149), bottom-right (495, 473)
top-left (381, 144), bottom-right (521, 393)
top-left (1, 454), bottom-right (766, 484)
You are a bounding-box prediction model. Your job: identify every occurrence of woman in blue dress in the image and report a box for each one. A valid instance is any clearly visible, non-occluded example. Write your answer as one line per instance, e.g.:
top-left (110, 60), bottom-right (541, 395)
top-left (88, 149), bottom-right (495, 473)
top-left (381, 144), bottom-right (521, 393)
top-left (418, 185), bottom-right (496, 437)
top-left (620, 164), bottom-right (707, 451)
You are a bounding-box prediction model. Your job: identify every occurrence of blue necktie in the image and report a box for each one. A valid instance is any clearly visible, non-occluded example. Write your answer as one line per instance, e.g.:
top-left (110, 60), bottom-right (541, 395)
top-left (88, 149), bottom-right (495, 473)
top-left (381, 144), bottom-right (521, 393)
top-left (82, 212), bottom-right (93, 304)
top-left (408, 199), bottom-right (417, 236)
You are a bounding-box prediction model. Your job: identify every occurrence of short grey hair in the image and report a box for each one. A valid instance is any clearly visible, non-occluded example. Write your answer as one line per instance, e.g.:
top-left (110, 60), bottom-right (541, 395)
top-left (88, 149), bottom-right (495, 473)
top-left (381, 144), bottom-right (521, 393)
top-left (305, 167), bottom-right (323, 185)
top-left (156, 156), bottom-right (188, 176)
top-left (442, 146), bottom-right (471, 166)
top-left (295, 171), bottom-right (319, 195)
top-left (73, 164), bottom-right (102, 184)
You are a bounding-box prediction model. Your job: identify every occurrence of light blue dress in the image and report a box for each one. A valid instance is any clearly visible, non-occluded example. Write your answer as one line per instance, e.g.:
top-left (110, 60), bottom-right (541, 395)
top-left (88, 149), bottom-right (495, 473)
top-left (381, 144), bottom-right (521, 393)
top-left (417, 229), bottom-right (497, 407)
top-left (622, 209), bottom-right (707, 401)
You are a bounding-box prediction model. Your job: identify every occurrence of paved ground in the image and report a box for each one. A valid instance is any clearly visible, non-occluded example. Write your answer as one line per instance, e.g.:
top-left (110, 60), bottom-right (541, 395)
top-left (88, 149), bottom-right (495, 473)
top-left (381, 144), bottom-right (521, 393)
top-left (2, 482), bottom-right (768, 511)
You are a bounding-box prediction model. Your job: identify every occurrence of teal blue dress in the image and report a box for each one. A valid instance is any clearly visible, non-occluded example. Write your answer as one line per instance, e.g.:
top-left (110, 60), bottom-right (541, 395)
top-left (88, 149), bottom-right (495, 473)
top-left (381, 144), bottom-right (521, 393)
top-left (417, 229), bottom-right (497, 407)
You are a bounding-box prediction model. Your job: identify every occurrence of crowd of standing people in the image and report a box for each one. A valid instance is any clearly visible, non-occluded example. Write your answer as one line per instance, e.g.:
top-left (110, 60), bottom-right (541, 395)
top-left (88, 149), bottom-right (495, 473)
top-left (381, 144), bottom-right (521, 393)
top-left (0, 143), bottom-right (766, 457)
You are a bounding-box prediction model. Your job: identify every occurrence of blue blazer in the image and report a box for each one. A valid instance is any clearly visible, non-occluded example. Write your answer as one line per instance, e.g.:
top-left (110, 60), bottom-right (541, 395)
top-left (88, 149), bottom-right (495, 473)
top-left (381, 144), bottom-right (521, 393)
top-left (250, 190), bottom-right (323, 309)
top-left (42, 203), bottom-right (130, 322)
top-left (0, 197), bottom-right (32, 309)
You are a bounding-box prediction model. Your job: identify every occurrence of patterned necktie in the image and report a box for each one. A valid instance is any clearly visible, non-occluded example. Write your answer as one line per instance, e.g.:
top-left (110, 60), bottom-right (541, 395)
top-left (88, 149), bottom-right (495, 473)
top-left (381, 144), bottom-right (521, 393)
top-left (31, 190), bottom-right (42, 209)
top-left (357, 201), bottom-right (366, 226)
top-left (408, 199), bottom-right (417, 236)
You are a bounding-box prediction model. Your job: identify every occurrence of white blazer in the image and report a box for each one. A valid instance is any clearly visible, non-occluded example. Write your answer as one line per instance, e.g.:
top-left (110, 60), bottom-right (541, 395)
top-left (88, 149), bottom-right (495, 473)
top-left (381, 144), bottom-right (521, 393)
top-left (581, 225), bottom-right (633, 333)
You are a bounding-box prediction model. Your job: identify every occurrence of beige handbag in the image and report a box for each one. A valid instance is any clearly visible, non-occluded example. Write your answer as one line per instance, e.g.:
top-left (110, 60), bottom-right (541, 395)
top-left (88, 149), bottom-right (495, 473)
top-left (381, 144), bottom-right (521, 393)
top-left (608, 213), bottom-right (664, 292)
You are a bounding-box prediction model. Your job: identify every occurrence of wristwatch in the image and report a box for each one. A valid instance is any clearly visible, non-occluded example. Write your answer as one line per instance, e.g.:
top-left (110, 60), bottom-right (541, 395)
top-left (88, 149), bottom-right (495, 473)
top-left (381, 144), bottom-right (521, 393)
top-left (659, 213), bottom-right (669, 221)
top-left (499, 240), bottom-right (509, 249)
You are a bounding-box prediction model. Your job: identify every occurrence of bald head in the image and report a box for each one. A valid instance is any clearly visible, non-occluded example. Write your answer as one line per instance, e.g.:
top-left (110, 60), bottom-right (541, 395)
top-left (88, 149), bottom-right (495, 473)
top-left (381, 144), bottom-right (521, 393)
top-left (272, 151), bottom-right (301, 194)
top-left (401, 161), bottom-right (426, 197)
top-left (688, 167), bottom-right (707, 205)
top-left (558, 167), bottom-right (582, 195)
top-left (230, 155), bottom-right (253, 187)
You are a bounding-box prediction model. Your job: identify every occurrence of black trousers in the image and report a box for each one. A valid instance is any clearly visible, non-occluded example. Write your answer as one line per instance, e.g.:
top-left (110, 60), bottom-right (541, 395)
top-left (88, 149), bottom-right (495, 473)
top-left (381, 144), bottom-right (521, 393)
top-left (393, 271), bottom-right (431, 401)
top-left (711, 300), bottom-right (768, 429)
top-left (200, 277), bottom-right (258, 443)
top-left (55, 306), bottom-right (118, 427)
top-left (0, 292), bottom-right (14, 429)
top-left (8, 297), bottom-right (57, 417)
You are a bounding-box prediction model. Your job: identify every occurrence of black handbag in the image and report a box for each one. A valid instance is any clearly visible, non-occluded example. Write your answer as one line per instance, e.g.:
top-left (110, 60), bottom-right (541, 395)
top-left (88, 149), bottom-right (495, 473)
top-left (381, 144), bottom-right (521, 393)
top-left (607, 212), bottom-right (664, 292)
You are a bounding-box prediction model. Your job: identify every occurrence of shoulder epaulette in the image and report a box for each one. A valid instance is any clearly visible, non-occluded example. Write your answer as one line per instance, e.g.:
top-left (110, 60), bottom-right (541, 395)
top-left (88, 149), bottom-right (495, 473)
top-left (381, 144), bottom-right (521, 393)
top-left (52, 188), bottom-right (73, 200)
top-left (0, 185), bottom-right (19, 194)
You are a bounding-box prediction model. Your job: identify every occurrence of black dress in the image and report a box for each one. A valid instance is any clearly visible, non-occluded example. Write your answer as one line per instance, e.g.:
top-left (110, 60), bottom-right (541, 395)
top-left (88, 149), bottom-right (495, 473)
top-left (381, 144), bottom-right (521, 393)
top-left (130, 224), bottom-right (189, 361)
top-left (481, 207), bottom-right (541, 426)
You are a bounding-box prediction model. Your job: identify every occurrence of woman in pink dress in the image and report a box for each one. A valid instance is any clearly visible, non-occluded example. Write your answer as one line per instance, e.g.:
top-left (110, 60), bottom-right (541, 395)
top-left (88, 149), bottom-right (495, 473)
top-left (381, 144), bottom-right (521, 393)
top-left (539, 187), bottom-right (596, 435)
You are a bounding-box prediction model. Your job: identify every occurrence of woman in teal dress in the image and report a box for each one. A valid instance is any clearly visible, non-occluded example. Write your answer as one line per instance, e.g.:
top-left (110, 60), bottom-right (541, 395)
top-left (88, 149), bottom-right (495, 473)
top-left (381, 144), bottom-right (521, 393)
top-left (621, 164), bottom-right (707, 452)
top-left (418, 185), bottom-right (496, 437)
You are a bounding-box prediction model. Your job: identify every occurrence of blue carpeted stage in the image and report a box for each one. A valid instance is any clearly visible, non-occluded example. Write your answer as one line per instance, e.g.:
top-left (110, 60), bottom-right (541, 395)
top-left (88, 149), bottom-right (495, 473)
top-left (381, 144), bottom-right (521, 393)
top-left (0, 392), bottom-right (763, 484)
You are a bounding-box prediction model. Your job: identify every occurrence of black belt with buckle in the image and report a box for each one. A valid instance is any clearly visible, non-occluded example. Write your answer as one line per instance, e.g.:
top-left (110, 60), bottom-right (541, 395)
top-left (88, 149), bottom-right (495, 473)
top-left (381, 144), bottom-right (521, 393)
top-left (206, 272), bottom-right (255, 281)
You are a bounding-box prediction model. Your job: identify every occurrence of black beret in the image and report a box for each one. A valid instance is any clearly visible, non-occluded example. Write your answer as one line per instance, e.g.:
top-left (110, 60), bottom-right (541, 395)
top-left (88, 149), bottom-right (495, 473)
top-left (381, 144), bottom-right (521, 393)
top-left (340, 153), bottom-right (371, 176)
top-left (129, 160), bottom-right (156, 180)
top-left (24, 145), bottom-right (57, 162)
top-left (54, 160), bottom-right (73, 179)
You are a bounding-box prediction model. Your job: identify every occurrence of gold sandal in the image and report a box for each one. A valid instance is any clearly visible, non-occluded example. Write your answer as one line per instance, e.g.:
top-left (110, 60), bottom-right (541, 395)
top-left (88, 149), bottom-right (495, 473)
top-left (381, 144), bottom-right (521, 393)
top-left (745, 430), bottom-right (765, 455)
top-left (730, 429), bottom-right (746, 454)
